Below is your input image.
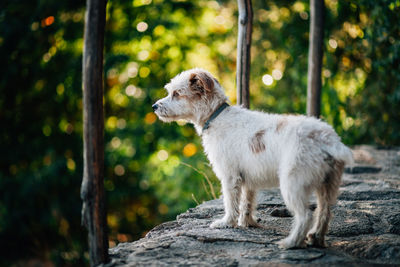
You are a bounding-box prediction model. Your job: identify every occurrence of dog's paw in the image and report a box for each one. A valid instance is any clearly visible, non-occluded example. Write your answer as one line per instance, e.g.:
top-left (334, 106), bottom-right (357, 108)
top-left (277, 237), bottom-right (306, 249)
top-left (238, 217), bottom-right (262, 228)
top-left (210, 218), bottom-right (236, 229)
top-left (306, 233), bottom-right (326, 248)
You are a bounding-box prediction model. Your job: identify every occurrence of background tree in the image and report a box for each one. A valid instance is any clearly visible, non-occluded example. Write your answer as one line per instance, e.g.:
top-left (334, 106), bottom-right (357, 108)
top-left (236, 0), bottom-right (253, 108)
top-left (81, 0), bottom-right (109, 264)
top-left (307, 0), bottom-right (325, 117)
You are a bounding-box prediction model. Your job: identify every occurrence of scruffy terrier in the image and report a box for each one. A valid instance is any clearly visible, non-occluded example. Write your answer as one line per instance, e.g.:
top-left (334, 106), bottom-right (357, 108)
top-left (152, 68), bottom-right (352, 249)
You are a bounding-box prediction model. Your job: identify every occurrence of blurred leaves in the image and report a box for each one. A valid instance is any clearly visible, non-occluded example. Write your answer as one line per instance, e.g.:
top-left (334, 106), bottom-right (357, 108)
top-left (0, 0), bottom-right (399, 265)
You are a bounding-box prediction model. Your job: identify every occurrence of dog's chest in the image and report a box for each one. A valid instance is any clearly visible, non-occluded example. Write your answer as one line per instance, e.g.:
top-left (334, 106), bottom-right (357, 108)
top-left (202, 131), bottom-right (239, 162)
top-left (201, 132), bottom-right (280, 187)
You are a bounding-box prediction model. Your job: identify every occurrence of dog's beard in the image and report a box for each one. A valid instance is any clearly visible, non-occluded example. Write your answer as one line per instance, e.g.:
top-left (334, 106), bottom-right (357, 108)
top-left (155, 110), bottom-right (181, 122)
top-left (157, 115), bottom-right (176, 122)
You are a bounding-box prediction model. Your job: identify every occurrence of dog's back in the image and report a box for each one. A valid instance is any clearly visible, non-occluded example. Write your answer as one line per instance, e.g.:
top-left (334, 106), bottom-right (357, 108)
top-left (201, 106), bottom-right (352, 189)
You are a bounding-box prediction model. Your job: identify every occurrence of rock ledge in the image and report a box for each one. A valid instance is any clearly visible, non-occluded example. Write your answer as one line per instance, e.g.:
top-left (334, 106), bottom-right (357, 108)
top-left (107, 146), bottom-right (400, 266)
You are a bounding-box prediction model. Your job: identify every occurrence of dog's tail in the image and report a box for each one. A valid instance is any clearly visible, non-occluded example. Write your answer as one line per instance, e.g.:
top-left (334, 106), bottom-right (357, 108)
top-left (325, 142), bottom-right (353, 166)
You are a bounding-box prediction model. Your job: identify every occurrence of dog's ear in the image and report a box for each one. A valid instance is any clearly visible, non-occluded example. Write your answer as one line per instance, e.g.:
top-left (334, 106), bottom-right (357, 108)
top-left (189, 72), bottom-right (214, 94)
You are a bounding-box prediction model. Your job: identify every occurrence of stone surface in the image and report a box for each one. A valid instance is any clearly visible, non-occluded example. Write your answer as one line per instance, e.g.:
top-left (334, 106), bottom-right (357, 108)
top-left (106, 146), bottom-right (400, 266)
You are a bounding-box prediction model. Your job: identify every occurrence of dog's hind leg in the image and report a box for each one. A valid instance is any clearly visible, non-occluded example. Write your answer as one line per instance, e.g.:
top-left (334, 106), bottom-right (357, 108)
top-left (307, 159), bottom-right (344, 247)
top-left (278, 175), bottom-right (313, 249)
top-left (210, 176), bottom-right (242, 228)
top-left (238, 185), bottom-right (260, 228)
top-left (306, 185), bottom-right (331, 248)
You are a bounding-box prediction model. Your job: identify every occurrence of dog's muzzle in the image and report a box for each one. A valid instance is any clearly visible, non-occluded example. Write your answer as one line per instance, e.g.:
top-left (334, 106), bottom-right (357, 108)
top-left (152, 103), bottom-right (159, 111)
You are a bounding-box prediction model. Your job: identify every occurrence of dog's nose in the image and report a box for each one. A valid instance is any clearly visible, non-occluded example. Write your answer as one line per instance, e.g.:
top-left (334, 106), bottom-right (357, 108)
top-left (152, 104), bottom-right (159, 111)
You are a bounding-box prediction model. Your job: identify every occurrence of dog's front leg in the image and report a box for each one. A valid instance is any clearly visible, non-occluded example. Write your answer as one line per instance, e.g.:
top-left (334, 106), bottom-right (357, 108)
top-left (238, 186), bottom-right (261, 228)
top-left (210, 177), bottom-right (242, 228)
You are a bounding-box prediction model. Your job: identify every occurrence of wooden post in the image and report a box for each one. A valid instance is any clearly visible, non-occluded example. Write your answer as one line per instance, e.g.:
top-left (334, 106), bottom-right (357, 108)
top-left (236, 0), bottom-right (253, 109)
top-left (306, 0), bottom-right (325, 117)
top-left (81, 0), bottom-right (109, 265)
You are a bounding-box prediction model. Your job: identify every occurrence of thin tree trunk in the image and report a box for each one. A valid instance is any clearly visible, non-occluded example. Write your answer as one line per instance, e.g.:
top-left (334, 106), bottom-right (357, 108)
top-left (81, 0), bottom-right (109, 265)
top-left (236, 0), bottom-right (253, 109)
top-left (306, 0), bottom-right (325, 117)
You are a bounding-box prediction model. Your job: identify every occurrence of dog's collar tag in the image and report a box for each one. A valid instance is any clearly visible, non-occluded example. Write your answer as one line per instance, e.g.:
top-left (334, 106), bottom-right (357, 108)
top-left (202, 102), bottom-right (229, 132)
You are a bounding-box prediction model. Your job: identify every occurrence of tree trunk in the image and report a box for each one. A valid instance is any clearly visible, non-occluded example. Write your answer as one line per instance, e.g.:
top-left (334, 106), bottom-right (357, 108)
top-left (306, 0), bottom-right (325, 117)
top-left (81, 0), bottom-right (109, 265)
top-left (236, 0), bottom-right (253, 109)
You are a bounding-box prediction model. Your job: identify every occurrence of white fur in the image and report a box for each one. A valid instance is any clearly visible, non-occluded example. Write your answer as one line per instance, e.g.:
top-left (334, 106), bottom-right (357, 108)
top-left (153, 68), bottom-right (353, 249)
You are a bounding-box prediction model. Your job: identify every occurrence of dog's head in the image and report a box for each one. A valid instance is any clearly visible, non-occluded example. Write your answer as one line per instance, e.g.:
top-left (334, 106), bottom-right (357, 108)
top-left (152, 68), bottom-right (227, 124)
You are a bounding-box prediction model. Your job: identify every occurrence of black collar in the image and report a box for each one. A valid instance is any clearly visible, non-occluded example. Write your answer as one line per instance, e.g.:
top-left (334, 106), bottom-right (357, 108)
top-left (202, 103), bottom-right (229, 132)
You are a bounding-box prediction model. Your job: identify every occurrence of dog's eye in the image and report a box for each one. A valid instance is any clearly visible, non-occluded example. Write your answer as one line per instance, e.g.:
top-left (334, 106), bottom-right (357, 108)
top-left (173, 91), bottom-right (180, 98)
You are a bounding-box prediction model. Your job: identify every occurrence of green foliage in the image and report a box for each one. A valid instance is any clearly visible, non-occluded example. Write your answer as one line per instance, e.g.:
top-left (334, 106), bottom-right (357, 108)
top-left (0, 0), bottom-right (399, 265)
top-left (345, 0), bottom-right (400, 144)
top-left (249, 0), bottom-right (400, 145)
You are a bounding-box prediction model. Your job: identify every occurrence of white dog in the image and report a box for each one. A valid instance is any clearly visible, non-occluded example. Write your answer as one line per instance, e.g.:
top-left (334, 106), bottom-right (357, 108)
top-left (152, 68), bottom-right (352, 249)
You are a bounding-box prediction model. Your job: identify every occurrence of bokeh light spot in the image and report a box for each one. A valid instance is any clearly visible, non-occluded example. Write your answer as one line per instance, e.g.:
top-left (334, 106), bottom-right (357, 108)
top-left (31, 22), bottom-right (39, 31)
top-left (300, 12), bottom-right (309, 20)
top-left (117, 119), bottom-right (126, 129)
top-left (125, 85), bottom-right (137, 96)
top-left (177, 120), bottom-right (187, 126)
top-left (272, 69), bottom-right (283, 80)
top-left (67, 159), bottom-right (76, 171)
top-left (111, 137), bottom-right (121, 149)
top-left (56, 84), bottom-right (65, 95)
top-left (106, 116), bottom-right (118, 130)
top-left (144, 112), bottom-right (157, 124)
top-left (133, 0), bottom-right (152, 7)
top-left (42, 125), bottom-right (52, 136)
top-left (138, 50), bottom-right (150, 61)
top-left (153, 25), bottom-right (165, 36)
top-left (157, 150), bottom-right (168, 161)
top-left (41, 16), bottom-right (55, 27)
top-left (329, 39), bottom-right (338, 49)
top-left (127, 63), bottom-right (138, 78)
top-left (139, 67), bottom-right (150, 78)
top-left (114, 165), bottom-right (125, 176)
top-left (117, 234), bottom-right (128, 242)
top-left (293, 2), bottom-right (305, 12)
top-left (262, 74), bottom-right (274, 86)
top-left (158, 204), bottom-right (169, 214)
top-left (137, 22), bottom-right (148, 32)
top-left (183, 143), bottom-right (197, 157)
